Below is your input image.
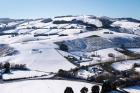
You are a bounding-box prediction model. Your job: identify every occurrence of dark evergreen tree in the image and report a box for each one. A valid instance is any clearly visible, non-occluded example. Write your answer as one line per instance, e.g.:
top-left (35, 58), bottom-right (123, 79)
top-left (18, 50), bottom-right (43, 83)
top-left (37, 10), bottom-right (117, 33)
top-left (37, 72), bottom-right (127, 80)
top-left (60, 43), bottom-right (68, 52)
top-left (80, 87), bottom-right (88, 93)
top-left (101, 80), bottom-right (112, 93)
top-left (4, 62), bottom-right (10, 73)
top-left (64, 87), bottom-right (74, 93)
top-left (91, 85), bottom-right (100, 93)
top-left (80, 56), bottom-right (82, 60)
top-left (111, 82), bottom-right (117, 91)
top-left (41, 18), bottom-right (52, 23)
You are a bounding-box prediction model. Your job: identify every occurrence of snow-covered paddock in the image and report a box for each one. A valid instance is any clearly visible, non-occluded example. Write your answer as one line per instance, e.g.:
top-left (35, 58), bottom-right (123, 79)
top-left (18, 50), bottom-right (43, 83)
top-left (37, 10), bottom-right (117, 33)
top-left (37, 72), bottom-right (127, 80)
top-left (0, 80), bottom-right (94, 93)
top-left (111, 59), bottom-right (140, 71)
top-left (0, 41), bottom-right (76, 72)
top-left (2, 70), bottom-right (54, 80)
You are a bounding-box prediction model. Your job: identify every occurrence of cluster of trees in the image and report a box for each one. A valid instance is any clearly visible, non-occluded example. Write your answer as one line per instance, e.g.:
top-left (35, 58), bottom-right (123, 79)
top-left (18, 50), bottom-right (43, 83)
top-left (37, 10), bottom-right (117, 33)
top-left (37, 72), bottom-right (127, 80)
top-left (57, 69), bottom-right (76, 78)
top-left (64, 82), bottom-right (118, 93)
top-left (0, 26), bottom-right (16, 32)
top-left (53, 20), bottom-right (71, 24)
top-left (64, 85), bottom-right (100, 93)
top-left (133, 63), bottom-right (140, 68)
top-left (26, 26), bottom-right (39, 29)
top-left (10, 64), bottom-right (28, 70)
top-left (65, 55), bottom-right (78, 63)
top-left (85, 26), bottom-right (96, 31)
top-left (3, 62), bottom-right (10, 73)
top-left (95, 72), bottom-right (140, 92)
top-left (58, 61), bottom-right (140, 92)
top-left (115, 46), bottom-right (140, 58)
top-left (110, 74), bottom-right (140, 89)
top-left (53, 19), bottom-right (98, 30)
top-left (58, 67), bottom-right (112, 83)
top-left (54, 15), bottom-right (74, 18)
top-left (59, 34), bottom-right (68, 36)
top-left (88, 72), bottom-right (115, 83)
top-left (59, 68), bottom-right (139, 93)
top-left (50, 27), bottom-right (58, 29)
top-left (41, 18), bottom-right (52, 23)
top-left (34, 33), bottom-right (58, 37)
top-left (58, 65), bottom-right (112, 82)
top-left (99, 17), bottom-right (113, 28)
top-left (60, 43), bottom-right (69, 52)
top-left (108, 53), bottom-right (115, 58)
top-left (0, 62), bottom-right (28, 74)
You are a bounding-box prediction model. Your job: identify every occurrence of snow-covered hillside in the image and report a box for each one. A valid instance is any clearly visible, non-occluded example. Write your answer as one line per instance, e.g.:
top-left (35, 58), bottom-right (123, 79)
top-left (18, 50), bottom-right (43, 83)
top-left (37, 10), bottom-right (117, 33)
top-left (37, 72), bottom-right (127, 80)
top-left (0, 15), bottom-right (140, 93)
top-left (0, 40), bottom-right (76, 72)
top-left (0, 16), bottom-right (140, 72)
top-left (0, 80), bottom-right (94, 93)
top-left (0, 15), bottom-right (140, 74)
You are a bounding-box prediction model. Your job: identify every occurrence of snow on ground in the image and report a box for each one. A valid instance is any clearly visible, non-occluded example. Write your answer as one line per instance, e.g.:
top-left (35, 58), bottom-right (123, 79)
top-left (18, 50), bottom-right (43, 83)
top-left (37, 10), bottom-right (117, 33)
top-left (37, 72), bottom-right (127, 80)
top-left (17, 19), bottom-right (44, 29)
top-left (59, 29), bottom-right (82, 35)
top-left (0, 80), bottom-right (94, 93)
top-left (1, 15), bottom-right (140, 93)
top-left (79, 61), bottom-right (95, 66)
top-left (112, 21), bottom-right (140, 28)
top-left (67, 47), bottom-right (135, 66)
top-left (129, 48), bottom-right (140, 53)
top-left (4, 29), bottom-right (18, 33)
top-left (134, 67), bottom-right (140, 73)
top-left (31, 29), bottom-right (51, 34)
top-left (0, 28), bottom-right (138, 73)
top-left (3, 70), bottom-right (52, 80)
top-left (77, 15), bottom-right (103, 27)
top-left (93, 48), bottom-right (125, 62)
top-left (53, 16), bottom-right (76, 21)
top-left (58, 50), bottom-right (80, 59)
top-left (77, 48), bottom-right (126, 65)
top-left (37, 29), bottom-right (138, 43)
top-left (0, 23), bottom-right (6, 28)
top-left (3, 35), bottom-right (38, 44)
top-left (58, 50), bottom-right (94, 66)
top-left (16, 15), bottom-right (102, 31)
top-left (1, 29), bottom-right (137, 44)
top-left (0, 40), bottom-right (76, 72)
top-left (77, 66), bottom-right (104, 79)
top-left (124, 86), bottom-right (140, 93)
top-left (111, 20), bottom-right (140, 35)
top-left (111, 59), bottom-right (140, 71)
top-left (77, 69), bottom-right (95, 79)
top-left (92, 29), bottom-right (138, 39)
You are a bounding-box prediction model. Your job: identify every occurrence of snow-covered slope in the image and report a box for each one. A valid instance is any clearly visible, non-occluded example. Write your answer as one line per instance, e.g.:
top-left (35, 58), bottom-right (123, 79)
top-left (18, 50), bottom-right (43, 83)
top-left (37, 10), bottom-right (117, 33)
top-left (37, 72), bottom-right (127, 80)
top-left (0, 41), bottom-right (76, 72)
top-left (61, 29), bottom-right (140, 51)
top-left (0, 80), bottom-right (94, 93)
top-left (0, 15), bottom-right (140, 93)
top-left (0, 15), bottom-right (140, 73)
top-left (111, 20), bottom-right (140, 35)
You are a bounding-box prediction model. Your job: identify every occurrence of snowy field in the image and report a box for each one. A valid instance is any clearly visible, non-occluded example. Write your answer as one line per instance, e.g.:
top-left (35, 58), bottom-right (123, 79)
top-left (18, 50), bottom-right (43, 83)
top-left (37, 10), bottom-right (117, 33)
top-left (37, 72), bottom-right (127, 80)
top-left (3, 70), bottom-right (53, 80)
top-left (111, 59), bottom-right (140, 71)
top-left (0, 80), bottom-right (94, 93)
top-left (0, 15), bottom-right (140, 93)
top-left (0, 41), bottom-right (76, 72)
